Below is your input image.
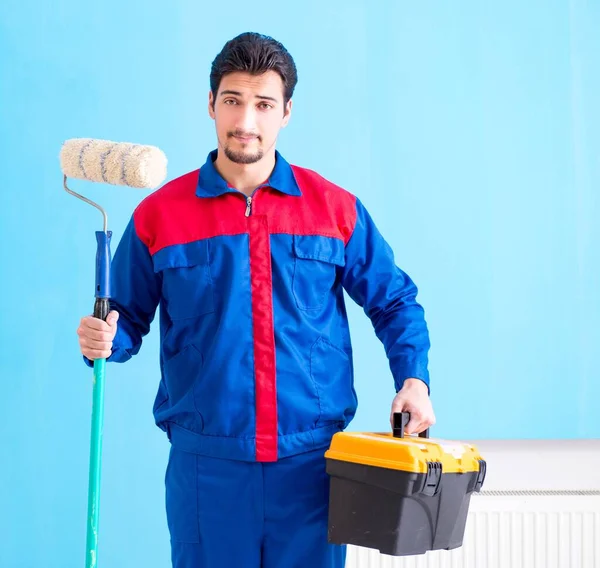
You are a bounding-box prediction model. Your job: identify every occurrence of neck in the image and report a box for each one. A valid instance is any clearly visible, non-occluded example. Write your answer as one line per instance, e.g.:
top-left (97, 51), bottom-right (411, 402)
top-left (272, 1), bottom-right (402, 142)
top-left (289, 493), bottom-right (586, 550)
top-left (213, 149), bottom-right (276, 196)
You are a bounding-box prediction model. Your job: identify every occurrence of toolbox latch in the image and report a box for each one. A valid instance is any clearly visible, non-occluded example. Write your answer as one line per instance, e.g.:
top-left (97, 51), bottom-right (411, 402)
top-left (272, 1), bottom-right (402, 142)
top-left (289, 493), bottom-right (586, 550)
top-left (423, 461), bottom-right (442, 496)
top-left (474, 459), bottom-right (487, 492)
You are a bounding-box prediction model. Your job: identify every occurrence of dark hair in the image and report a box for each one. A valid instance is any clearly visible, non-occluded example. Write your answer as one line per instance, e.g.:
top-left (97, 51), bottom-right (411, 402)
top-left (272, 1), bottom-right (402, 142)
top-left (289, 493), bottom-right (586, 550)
top-left (210, 32), bottom-right (298, 105)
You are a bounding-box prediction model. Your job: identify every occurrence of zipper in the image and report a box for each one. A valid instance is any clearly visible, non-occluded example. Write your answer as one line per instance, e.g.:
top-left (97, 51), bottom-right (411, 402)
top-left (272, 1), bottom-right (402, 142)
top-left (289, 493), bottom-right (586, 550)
top-left (243, 185), bottom-right (265, 217)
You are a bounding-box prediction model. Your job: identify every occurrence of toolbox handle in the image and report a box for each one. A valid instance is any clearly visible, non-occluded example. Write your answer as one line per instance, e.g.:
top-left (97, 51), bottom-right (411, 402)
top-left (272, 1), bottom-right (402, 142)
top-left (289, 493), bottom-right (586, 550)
top-left (392, 412), bottom-right (429, 439)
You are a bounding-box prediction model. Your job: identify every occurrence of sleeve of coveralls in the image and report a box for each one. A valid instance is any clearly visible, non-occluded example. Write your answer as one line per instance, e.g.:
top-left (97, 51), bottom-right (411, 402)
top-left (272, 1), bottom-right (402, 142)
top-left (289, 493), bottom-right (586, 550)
top-left (83, 215), bottom-right (161, 367)
top-left (341, 198), bottom-right (431, 393)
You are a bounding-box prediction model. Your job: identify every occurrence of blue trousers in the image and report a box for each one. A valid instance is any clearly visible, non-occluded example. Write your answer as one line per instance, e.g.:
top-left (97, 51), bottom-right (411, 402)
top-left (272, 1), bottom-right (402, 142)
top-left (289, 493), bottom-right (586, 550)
top-left (165, 445), bottom-right (347, 568)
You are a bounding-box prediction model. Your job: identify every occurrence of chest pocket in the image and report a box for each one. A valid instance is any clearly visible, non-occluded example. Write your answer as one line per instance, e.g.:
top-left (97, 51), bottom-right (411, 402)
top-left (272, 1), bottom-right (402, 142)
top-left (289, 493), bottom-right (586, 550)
top-left (292, 235), bottom-right (345, 310)
top-left (153, 240), bottom-right (215, 320)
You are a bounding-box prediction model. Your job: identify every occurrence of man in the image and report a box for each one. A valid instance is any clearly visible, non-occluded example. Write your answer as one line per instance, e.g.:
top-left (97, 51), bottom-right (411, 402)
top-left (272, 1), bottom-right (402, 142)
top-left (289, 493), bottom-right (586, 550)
top-left (77, 32), bottom-right (435, 568)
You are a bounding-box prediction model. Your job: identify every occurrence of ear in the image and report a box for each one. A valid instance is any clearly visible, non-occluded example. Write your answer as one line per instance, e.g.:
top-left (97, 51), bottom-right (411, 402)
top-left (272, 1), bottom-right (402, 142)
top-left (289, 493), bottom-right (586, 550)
top-left (208, 91), bottom-right (216, 120)
top-left (281, 99), bottom-right (293, 128)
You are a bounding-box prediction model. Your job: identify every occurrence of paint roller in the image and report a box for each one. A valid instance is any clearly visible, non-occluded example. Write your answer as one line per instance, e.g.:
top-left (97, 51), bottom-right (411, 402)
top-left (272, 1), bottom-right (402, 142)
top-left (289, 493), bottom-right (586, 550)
top-left (60, 138), bottom-right (167, 568)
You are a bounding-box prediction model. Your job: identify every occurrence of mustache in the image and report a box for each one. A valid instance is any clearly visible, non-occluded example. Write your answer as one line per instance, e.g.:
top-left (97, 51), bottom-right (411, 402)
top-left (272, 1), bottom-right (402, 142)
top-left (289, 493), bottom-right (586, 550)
top-left (228, 130), bottom-right (260, 140)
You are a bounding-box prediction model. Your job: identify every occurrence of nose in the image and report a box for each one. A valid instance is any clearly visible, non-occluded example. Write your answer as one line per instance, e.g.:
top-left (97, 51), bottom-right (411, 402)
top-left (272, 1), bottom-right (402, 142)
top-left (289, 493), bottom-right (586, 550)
top-left (237, 104), bottom-right (257, 134)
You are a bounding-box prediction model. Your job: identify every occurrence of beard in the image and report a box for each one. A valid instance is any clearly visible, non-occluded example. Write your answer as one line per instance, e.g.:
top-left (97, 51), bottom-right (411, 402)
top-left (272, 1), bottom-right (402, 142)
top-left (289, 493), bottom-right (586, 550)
top-left (224, 145), bottom-right (264, 164)
top-left (224, 131), bottom-right (263, 164)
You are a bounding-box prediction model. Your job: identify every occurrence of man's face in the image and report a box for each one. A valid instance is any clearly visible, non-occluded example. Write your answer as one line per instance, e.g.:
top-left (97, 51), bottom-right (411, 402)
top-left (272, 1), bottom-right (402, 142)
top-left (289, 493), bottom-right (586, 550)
top-left (208, 71), bottom-right (292, 165)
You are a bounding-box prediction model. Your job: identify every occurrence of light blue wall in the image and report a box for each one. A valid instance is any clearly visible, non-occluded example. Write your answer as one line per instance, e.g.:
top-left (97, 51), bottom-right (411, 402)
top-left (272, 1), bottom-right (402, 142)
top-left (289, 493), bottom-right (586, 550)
top-left (1, 1), bottom-right (598, 566)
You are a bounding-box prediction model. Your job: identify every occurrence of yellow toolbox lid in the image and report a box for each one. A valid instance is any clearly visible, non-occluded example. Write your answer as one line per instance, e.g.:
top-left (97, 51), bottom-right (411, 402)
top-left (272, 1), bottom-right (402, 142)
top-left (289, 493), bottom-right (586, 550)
top-left (325, 431), bottom-right (484, 474)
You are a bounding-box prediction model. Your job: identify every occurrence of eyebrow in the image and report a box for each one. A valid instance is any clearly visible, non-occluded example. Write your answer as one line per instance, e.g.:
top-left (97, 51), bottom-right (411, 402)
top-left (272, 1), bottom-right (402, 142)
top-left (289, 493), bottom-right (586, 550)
top-left (219, 90), bottom-right (279, 103)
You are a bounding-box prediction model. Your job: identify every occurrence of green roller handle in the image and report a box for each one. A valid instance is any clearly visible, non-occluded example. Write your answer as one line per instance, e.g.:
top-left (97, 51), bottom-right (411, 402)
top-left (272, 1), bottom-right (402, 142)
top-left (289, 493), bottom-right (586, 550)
top-left (86, 297), bottom-right (110, 568)
top-left (65, 174), bottom-right (114, 567)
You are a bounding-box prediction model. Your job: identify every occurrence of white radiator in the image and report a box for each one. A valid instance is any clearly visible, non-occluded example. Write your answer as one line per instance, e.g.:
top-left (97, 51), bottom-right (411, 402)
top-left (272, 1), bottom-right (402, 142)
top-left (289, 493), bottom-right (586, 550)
top-left (344, 440), bottom-right (600, 568)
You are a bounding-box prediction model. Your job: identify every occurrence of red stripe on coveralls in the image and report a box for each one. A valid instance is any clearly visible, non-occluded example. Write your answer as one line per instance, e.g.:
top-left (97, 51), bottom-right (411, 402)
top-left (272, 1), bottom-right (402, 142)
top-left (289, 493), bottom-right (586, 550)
top-left (248, 214), bottom-right (278, 462)
top-left (134, 167), bottom-right (359, 255)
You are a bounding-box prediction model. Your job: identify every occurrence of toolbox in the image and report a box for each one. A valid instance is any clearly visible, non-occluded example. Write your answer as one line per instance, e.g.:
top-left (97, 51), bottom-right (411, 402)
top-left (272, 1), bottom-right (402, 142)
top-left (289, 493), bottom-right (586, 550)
top-left (325, 412), bottom-right (486, 556)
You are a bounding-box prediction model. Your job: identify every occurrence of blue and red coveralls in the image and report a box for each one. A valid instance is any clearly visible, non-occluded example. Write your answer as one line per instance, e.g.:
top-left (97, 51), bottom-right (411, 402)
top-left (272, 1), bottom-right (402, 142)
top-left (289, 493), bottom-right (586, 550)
top-left (93, 150), bottom-right (430, 567)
